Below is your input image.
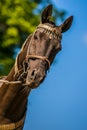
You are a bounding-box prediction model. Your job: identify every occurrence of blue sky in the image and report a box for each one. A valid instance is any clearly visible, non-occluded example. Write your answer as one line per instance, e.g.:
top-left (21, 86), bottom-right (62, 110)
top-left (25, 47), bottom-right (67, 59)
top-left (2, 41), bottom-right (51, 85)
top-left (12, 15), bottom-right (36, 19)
top-left (24, 1), bottom-right (87, 130)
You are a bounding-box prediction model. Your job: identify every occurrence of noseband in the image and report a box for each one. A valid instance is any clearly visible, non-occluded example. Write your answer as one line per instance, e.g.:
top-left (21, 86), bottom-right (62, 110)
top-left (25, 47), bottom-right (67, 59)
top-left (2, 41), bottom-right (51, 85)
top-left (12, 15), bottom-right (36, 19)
top-left (26, 55), bottom-right (50, 69)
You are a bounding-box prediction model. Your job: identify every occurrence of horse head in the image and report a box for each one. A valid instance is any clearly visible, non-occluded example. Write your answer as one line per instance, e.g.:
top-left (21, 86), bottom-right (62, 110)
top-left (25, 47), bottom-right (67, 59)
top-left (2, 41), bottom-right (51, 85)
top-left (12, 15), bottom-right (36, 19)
top-left (15, 5), bottom-right (73, 89)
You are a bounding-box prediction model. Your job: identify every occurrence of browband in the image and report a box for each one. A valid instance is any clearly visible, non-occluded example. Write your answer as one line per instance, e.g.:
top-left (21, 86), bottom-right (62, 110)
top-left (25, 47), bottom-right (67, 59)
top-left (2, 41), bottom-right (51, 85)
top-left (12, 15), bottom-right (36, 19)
top-left (37, 24), bottom-right (55, 32)
top-left (37, 24), bottom-right (60, 39)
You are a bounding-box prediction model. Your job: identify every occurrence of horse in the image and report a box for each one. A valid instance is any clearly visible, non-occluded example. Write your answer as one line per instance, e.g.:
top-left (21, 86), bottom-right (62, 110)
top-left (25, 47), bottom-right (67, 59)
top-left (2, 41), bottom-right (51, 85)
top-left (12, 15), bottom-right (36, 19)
top-left (0, 5), bottom-right (73, 130)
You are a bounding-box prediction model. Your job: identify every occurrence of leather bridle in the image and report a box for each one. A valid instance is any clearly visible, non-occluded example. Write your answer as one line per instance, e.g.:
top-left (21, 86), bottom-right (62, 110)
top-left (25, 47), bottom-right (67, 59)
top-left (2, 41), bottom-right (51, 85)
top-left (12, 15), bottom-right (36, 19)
top-left (0, 24), bottom-right (60, 84)
top-left (24, 23), bottom-right (60, 73)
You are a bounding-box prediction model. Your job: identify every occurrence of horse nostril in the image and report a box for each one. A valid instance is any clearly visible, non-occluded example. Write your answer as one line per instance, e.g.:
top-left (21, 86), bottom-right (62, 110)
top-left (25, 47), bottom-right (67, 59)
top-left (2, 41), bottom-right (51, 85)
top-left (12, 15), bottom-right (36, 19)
top-left (31, 70), bottom-right (35, 76)
top-left (30, 69), bottom-right (37, 78)
top-left (28, 70), bottom-right (36, 81)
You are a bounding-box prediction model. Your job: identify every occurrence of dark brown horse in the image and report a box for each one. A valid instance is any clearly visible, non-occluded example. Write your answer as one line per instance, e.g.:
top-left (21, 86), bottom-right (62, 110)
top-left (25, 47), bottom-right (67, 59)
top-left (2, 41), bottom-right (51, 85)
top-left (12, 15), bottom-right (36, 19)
top-left (0, 5), bottom-right (73, 130)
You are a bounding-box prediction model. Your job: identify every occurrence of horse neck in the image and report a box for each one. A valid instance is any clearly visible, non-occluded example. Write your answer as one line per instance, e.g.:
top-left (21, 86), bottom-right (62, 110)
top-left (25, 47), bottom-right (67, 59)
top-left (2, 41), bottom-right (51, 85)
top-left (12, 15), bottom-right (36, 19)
top-left (0, 34), bottom-right (32, 127)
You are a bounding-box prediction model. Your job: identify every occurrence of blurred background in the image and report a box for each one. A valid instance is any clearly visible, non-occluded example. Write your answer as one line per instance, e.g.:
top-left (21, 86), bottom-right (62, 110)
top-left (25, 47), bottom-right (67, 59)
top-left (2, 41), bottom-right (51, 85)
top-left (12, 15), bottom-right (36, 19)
top-left (0, 0), bottom-right (87, 130)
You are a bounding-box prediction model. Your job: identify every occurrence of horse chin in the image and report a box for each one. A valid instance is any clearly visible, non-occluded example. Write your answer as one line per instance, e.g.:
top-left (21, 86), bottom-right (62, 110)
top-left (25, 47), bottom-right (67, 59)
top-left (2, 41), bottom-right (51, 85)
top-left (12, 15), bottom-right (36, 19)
top-left (26, 67), bottom-right (46, 89)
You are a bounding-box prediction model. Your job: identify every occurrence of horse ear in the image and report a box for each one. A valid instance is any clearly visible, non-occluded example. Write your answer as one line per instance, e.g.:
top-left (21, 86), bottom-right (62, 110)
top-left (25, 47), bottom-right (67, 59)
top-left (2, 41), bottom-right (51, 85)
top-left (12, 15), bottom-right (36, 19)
top-left (59, 16), bottom-right (73, 33)
top-left (41, 4), bottom-right (52, 23)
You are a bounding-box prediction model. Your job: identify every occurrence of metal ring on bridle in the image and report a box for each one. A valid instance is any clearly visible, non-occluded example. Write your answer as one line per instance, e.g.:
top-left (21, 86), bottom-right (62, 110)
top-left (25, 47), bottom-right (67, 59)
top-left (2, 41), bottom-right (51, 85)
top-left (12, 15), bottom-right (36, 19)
top-left (26, 55), bottom-right (50, 69)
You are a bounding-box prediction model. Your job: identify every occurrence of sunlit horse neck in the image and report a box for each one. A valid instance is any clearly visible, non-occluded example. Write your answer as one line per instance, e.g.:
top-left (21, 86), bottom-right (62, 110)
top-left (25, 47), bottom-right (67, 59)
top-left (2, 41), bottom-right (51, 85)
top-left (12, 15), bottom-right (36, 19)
top-left (0, 5), bottom-right (73, 130)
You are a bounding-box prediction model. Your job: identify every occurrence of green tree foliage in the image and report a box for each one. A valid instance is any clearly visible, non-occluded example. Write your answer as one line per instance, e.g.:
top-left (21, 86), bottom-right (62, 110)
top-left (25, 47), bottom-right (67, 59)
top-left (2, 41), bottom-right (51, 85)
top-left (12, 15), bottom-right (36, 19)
top-left (0, 0), bottom-right (39, 75)
top-left (0, 0), bottom-right (66, 75)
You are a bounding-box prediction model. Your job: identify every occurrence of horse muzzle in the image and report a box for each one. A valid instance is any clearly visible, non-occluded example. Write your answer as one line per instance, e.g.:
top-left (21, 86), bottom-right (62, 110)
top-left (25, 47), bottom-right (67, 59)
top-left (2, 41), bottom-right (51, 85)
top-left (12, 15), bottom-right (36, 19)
top-left (26, 67), bottom-right (46, 89)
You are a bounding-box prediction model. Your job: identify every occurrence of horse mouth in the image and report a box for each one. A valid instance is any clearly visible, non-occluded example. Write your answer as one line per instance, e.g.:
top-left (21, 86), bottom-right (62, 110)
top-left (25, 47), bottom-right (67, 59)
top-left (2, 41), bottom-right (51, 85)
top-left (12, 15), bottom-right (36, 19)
top-left (26, 67), bottom-right (46, 89)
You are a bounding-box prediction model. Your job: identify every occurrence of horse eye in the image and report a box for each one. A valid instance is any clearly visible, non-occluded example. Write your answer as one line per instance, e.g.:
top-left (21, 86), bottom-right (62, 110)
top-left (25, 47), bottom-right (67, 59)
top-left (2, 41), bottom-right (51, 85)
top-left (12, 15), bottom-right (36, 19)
top-left (34, 34), bottom-right (38, 40)
top-left (40, 32), bottom-right (44, 38)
